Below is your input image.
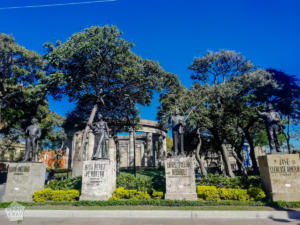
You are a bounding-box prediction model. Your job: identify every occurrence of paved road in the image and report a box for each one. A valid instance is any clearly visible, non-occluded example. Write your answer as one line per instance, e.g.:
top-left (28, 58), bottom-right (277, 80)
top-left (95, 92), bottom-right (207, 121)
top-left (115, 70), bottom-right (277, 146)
top-left (0, 218), bottom-right (299, 225)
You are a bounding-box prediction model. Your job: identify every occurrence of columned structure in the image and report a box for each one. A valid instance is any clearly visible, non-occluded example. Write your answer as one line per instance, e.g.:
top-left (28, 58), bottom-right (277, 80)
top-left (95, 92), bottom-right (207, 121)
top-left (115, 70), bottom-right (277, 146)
top-left (70, 119), bottom-right (167, 175)
top-left (117, 119), bottom-right (167, 168)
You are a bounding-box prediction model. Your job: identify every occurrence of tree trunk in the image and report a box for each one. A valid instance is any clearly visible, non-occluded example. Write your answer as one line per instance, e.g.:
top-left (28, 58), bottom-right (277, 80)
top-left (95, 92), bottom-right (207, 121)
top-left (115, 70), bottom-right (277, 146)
top-left (221, 144), bottom-right (235, 177)
top-left (287, 115), bottom-right (291, 154)
top-left (244, 130), bottom-right (259, 175)
top-left (0, 103), bottom-right (3, 129)
top-left (232, 148), bottom-right (247, 175)
top-left (78, 103), bottom-right (98, 161)
top-left (195, 129), bottom-right (207, 176)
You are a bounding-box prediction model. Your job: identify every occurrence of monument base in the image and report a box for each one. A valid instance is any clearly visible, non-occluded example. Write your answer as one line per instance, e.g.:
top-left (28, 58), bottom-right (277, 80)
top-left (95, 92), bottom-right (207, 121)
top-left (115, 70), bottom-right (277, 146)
top-left (3, 163), bottom-right (46, 202)
top-left (258, 154), bottom-right (300, 202)
top-left (80, 159), bottom-right (116, 201)
top-left (165, 156), bottom-right (197, 201)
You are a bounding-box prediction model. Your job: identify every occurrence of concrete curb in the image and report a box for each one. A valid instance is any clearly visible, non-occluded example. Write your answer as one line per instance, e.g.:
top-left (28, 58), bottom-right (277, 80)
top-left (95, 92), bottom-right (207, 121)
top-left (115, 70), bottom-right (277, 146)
top-left (1, 210), bottom-right (300, 220)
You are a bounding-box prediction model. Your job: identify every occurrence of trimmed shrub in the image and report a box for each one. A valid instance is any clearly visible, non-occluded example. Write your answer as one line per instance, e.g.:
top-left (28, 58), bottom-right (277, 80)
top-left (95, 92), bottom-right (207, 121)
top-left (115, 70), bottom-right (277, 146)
top-left (197, 185), bottom-right (265, 202)
top-left (247, 187), bottom-right (266, 201)
top-left (196, 174), bottom-right (261, 189)
top-left (152, 190), bottom-right (164, 200)
top-left (46, 176), bottom-right (82, 191)
top-left (196, 186), bottom-right (220, 201)
top-left (33, 188), bottom-right (79, 202)
top-left (117, 173), bottom-right (152, 192)
top-left (218, 188), bottom-right (249, 201)
top-left (110, 187), bottom-right (151, 200)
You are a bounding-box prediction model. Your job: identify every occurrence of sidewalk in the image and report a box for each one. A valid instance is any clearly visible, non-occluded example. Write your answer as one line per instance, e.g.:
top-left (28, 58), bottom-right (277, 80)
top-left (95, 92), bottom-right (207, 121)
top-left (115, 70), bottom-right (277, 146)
top-left (1, 209), bottom-right (300, 220)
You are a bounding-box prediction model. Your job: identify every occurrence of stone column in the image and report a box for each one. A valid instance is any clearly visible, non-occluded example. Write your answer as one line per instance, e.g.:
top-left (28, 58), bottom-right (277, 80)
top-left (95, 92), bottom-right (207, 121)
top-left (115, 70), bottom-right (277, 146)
top-left (152, 136), bottom-right (157, 166)
top-left (108, 137), bottom-right (116, 162)
top-left (140, 141), bottom-right (145, 166)
top-left (72, 131), bottom-right (84, 177)
top-left (129, 131), bottom-right (135, 167)
top-left (158, 134), bottom-right (167, 166)
top-left (146, 132), bottom-right (153, 166)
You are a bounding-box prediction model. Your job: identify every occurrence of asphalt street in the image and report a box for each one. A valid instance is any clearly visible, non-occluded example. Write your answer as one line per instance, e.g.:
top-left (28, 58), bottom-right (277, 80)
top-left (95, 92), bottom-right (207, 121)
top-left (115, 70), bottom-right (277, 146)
top-left (0, 218), bottom-right (299, 225)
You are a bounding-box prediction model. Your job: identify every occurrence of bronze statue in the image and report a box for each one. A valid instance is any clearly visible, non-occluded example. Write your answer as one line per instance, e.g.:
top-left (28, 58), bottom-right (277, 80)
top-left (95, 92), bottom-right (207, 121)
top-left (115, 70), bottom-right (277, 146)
top-left (169, 108), bottom-right (185, 156)
top-left (88, 113), bottom-right (109, 160)
top-left (23, 118), bottom-right (42, 162)
top-left (257, 103), bottom-right (282, 154)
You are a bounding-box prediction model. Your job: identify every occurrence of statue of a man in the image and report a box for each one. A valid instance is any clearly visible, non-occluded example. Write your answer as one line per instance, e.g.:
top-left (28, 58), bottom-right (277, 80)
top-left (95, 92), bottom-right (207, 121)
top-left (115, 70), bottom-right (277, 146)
top-left (88, 113), bottom-right (109, 160)
top-left (169, 108), bottom-right (185, 156)
top-left (23, 118), bottom-right (42, 162)
top-left (257, 103), bottom-right (282, 154)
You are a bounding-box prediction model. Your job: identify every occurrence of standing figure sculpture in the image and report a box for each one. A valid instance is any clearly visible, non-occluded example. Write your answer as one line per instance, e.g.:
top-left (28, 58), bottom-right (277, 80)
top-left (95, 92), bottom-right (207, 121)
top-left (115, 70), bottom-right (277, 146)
top-left (169, 109), bottom-right (185, 156)
top-left (23, 118), bottom-right (42, 162)
top-left (88, 113), bottom-right (109, 160)
top-left (257, 103), bottom-right (282, 154)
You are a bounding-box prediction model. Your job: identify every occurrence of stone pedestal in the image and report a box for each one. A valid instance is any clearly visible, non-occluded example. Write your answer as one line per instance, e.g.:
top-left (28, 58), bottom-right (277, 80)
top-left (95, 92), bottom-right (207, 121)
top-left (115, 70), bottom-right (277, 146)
top-left (2, 163), bottom-right (46, 202)
top-left (258, 154), bottom-right (300, 202)
top-left (165, 157), bottom-right (197, 200)
top-left (80, 159), bottom-right (116, 201)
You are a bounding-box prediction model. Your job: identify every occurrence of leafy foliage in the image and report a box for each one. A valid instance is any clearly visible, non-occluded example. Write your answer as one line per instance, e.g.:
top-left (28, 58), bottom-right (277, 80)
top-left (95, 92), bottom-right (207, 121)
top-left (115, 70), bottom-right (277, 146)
top-left (45, 25), bottom-right (179, 133)
top-left (116, 173), bottom-right (152, 192)
top-left (46, 176), bottom-right (82, 191)
top-left (196, 174), bottom-right (261, 189)
top-left (109, 187), bottom-right (151, 200)
top-left (33, 188), bottom-right (79, 202)
top-left (196, 185), bottom-right (265, 201)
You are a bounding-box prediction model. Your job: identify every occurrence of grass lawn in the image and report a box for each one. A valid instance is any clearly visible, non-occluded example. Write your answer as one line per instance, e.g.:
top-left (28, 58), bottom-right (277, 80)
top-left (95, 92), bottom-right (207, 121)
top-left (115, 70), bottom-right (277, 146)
top-left (24, 205), bottom-right (280, 211)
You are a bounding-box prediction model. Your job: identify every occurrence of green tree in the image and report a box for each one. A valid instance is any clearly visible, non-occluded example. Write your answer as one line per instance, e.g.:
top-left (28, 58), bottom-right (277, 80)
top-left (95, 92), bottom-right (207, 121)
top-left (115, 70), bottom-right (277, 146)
top-left (0, 33), bottom-right (44, 130)
top-left (266, 69), bottom-right (300, 153)
top-left (0, 33), bottom-right (67, 160)
top-left (45, 25), bottom-right (178, 159)
top-left (187, 50), bottom-right (256, 177)
top-left (158, 50), bottom-right (276, 177)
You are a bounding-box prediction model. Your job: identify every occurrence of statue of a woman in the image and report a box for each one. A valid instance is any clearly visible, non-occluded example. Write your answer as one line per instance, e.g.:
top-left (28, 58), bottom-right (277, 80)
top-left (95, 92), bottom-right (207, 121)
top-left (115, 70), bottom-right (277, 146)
top-left (88, 113), bottom-right (109, 160)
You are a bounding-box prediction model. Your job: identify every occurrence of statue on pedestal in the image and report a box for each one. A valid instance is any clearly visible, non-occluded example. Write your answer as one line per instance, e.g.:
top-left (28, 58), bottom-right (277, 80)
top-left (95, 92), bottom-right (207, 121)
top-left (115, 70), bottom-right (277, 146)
top-left (23, 118), bottom-right (42, 162)
top-left (257, 103), bottom-right (282, 154)
top-left (169, 109), bottom-right (185, 156)
top-left (88, 113), bottom-right (109, 160)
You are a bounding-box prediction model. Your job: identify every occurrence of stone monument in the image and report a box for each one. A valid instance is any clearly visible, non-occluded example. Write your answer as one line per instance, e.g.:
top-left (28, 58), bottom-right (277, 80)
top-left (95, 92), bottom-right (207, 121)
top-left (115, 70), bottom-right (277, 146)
top-left (80, 113), bottom-right (116, 200)
top-left (164, 109), bottom-right (197, 200)
top-left (3, 118), bottom-right (45, 202)
top-left (258, 154), bottom-right (300, 201)
top-left (257, 104), bottom-right (300, 201)
top-left (165, 156), bottom-right (197, 200)
top-left (80, 160), bottom-right (116, 200)
top-left (2, 163), bottom-right (46, 202)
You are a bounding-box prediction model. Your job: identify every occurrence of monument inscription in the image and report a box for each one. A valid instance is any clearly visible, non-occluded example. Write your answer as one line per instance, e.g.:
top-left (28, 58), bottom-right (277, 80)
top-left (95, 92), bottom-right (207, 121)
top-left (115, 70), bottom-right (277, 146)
top-left (80, 160), bottom-right (116, 201)
top-left (84, 163), bottom-right (106, 186)
top-left (258, 154), bottom-right (300, 202)
top-left (2, 163), bottom-right (46, 202)
top-left (268, 158), bottom-right (300, 176)
top-left (165, 157), bottom-right (197, 200)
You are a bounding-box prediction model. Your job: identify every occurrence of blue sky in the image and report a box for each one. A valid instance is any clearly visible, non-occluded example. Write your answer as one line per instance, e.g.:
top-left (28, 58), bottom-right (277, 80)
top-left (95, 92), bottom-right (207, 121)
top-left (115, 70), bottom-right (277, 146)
top-left (1, 0), bottom-right (299, 145)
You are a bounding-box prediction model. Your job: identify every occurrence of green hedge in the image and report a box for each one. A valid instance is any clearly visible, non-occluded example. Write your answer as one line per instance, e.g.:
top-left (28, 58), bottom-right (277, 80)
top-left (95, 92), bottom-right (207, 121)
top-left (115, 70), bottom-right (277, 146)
top-left (1, 200), bottom-right (300, 208)
top-left (46, 168), bottom-right (72, 173)
top-left (46, 176), bottom-right (82, 191)
top-left (33, 188), bottom-right (80, 202)
top-left (196, 174), bottom-right (261, 189)
top-left (117, 173), bottom-right (152, 192)
top-left (196, 185), bottom-right (266, 201)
